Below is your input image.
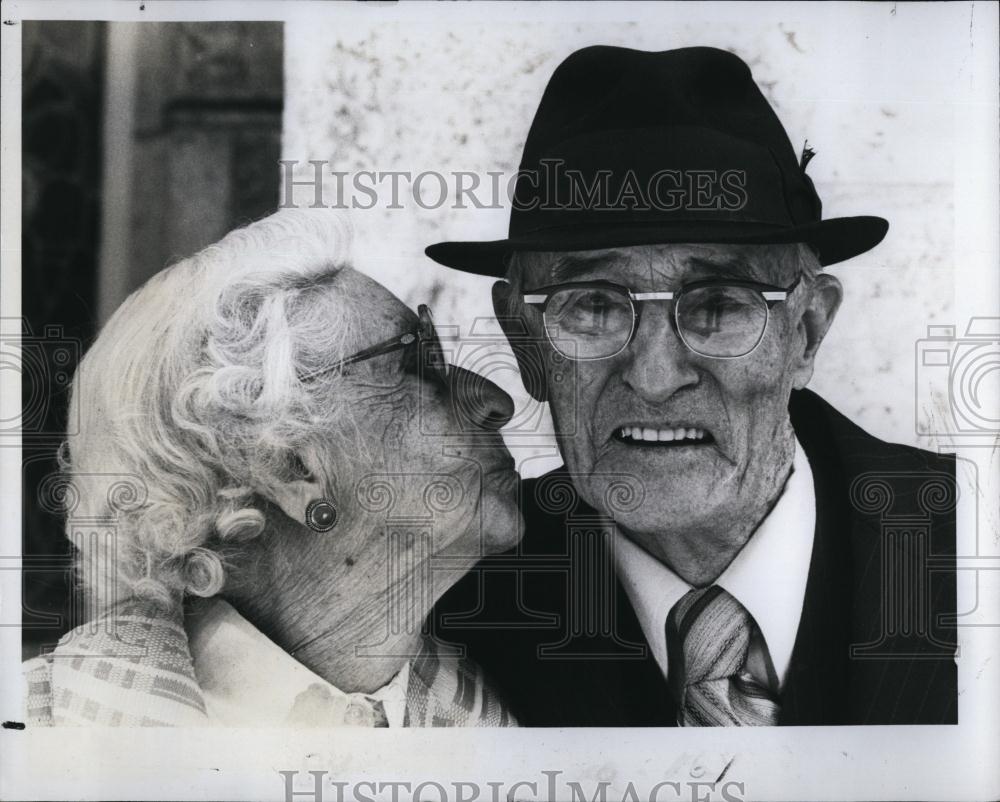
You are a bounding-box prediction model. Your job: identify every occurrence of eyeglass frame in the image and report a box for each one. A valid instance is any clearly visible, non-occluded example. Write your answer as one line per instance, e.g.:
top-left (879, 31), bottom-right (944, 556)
top-left (298, 303), bottom-right (450, 382)
top-left (521, 275), bottom-right (802, 361)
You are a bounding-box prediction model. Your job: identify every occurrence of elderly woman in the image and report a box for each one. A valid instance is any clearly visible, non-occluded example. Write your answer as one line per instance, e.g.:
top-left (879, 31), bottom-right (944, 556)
top-left (23, 210), bottom-right (521, 727)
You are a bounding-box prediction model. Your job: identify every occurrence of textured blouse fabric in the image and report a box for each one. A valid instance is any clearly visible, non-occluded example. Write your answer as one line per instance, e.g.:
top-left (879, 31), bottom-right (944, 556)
top-left (23, 597), bottom-right (516, 728)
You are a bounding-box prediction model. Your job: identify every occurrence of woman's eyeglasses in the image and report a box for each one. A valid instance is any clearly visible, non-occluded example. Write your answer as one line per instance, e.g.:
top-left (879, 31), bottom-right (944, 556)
top-left (522, 277), bottom-right (801, 360)
top-left (298, 304), bottom-right (450, 383)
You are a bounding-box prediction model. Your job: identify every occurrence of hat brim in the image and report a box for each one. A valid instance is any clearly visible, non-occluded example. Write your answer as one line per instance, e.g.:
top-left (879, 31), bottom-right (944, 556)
top-left (425, 216), bottom-right (889, 278)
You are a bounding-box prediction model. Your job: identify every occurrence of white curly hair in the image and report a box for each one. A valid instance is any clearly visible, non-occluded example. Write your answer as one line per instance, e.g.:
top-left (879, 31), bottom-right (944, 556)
top-left (63, 209), bottom-right (362, 613)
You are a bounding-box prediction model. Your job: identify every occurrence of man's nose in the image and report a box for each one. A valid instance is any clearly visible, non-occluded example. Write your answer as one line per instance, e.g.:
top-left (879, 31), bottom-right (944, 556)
top-left (448, 366), bottom-right (515, 432)
top-left (620, 303), bottom-right (700, 404)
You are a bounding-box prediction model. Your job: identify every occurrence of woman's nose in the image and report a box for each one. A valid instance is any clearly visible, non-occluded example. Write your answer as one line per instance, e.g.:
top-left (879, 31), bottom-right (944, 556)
top-left (448, 366), bottom-right (515, 432)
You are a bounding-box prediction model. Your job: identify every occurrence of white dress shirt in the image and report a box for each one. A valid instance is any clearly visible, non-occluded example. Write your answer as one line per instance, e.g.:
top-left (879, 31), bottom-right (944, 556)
top-left (611, 437), bottom-right (816, 693)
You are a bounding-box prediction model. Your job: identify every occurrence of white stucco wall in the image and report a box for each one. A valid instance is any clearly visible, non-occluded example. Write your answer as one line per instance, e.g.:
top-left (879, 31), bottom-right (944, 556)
top-left (281, 3), bottom-right (978, 474)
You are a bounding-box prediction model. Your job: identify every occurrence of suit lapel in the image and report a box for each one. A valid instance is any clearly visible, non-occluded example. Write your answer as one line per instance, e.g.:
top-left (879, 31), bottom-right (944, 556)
top-left (778, 413), bottom-right (852, 724)
top-left (606, 573), bottom-right (677, 725)
top-left (783, 389), bottom-right (957, 725)
top-left (548, 508), bottom-right (676, 726)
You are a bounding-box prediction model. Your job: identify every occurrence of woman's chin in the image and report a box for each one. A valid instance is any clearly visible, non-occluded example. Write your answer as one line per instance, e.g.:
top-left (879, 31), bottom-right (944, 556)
top-left (434, 471), bottom-right (521, 558)
top-left (479, 485), bottom-right (523, 554)
top-left (434, 515), bottom-right (516, 560)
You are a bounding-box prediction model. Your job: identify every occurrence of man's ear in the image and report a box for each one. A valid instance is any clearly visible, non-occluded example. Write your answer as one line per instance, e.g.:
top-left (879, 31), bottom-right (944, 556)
top-left (492, 280), bottom-right (548, 402)
top-left (266, 447), bottom-right (330, 529)
top-left (791, 273), bottom-right (843, 390)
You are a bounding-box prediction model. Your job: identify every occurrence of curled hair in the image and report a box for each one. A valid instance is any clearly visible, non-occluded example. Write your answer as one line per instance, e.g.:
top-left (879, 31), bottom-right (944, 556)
top-left (63, 209), bottom-right (359, 614)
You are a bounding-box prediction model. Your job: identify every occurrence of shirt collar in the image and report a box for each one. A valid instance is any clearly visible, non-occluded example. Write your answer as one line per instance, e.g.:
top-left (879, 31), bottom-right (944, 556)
top-left (185, 598), bottom-right (409, 727)
top-left (611, 436), bottom-right (816, 689)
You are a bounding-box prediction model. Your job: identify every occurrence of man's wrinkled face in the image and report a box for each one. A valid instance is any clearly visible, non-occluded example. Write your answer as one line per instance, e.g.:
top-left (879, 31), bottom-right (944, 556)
top-left (509, 244), bottom-right (837, 537)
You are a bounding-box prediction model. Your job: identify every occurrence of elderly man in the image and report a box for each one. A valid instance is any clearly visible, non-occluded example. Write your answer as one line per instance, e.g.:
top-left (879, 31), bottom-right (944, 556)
top-left (428, 46), bottom-right (957, 726)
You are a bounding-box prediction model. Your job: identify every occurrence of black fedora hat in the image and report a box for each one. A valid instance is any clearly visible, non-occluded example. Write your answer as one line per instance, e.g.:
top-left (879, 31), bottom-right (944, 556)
top-left (425, 45), bottom-right (888, 278)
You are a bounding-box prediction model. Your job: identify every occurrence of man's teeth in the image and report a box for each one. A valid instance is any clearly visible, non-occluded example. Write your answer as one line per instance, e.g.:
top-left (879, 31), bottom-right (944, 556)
top-left (618, 426), bottom-right (707, 443)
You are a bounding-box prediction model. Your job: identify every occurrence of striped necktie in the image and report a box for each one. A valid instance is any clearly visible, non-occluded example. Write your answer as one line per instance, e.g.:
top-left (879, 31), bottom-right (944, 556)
top-left (666, 585), bottom-right (780, 726)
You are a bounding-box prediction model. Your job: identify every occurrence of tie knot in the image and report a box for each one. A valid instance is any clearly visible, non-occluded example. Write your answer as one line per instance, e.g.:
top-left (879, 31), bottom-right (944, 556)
top-left (665, 586), bottom-right (780, 726)
top-left (667, 585), bottom-right (755, 687)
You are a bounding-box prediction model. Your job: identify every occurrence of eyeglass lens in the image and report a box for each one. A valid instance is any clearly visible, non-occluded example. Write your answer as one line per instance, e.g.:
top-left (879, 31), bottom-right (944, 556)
top-left (542, 285), bottom-right (768, 359)
top-left (675, 285), bottom-right (767, 357)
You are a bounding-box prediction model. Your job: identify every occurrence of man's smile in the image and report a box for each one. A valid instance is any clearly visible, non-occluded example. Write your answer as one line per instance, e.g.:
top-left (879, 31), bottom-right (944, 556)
top-left (612, 424), bottom-right (715, 446)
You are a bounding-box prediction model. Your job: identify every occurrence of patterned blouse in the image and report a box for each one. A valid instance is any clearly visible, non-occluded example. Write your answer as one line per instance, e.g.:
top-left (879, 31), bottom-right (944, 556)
top-left (23, 598), bottom-right (515, 728)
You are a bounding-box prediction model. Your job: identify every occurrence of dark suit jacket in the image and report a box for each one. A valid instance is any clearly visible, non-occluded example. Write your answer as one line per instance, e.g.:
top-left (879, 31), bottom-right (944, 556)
top-left (434, 389), bottom-right (958, 725)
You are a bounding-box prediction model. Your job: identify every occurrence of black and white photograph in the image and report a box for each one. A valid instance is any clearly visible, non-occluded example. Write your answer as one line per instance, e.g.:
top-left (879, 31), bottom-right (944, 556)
top-left (1, 2), bottom-right (998, 800)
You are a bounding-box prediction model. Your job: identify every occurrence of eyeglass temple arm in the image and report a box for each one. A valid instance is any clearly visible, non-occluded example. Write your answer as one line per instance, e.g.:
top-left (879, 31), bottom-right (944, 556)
top-left (299, 332), bottom-right (416, 381)
top-left (761, 274), bottom-right (800, 303)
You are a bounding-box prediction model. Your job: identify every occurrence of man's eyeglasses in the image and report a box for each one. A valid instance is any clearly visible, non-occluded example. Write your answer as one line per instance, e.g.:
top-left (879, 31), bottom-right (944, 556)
top-left (523, 277), bottom-right (801, 360)
top-left (298, 304), bottom-right (450, 382)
